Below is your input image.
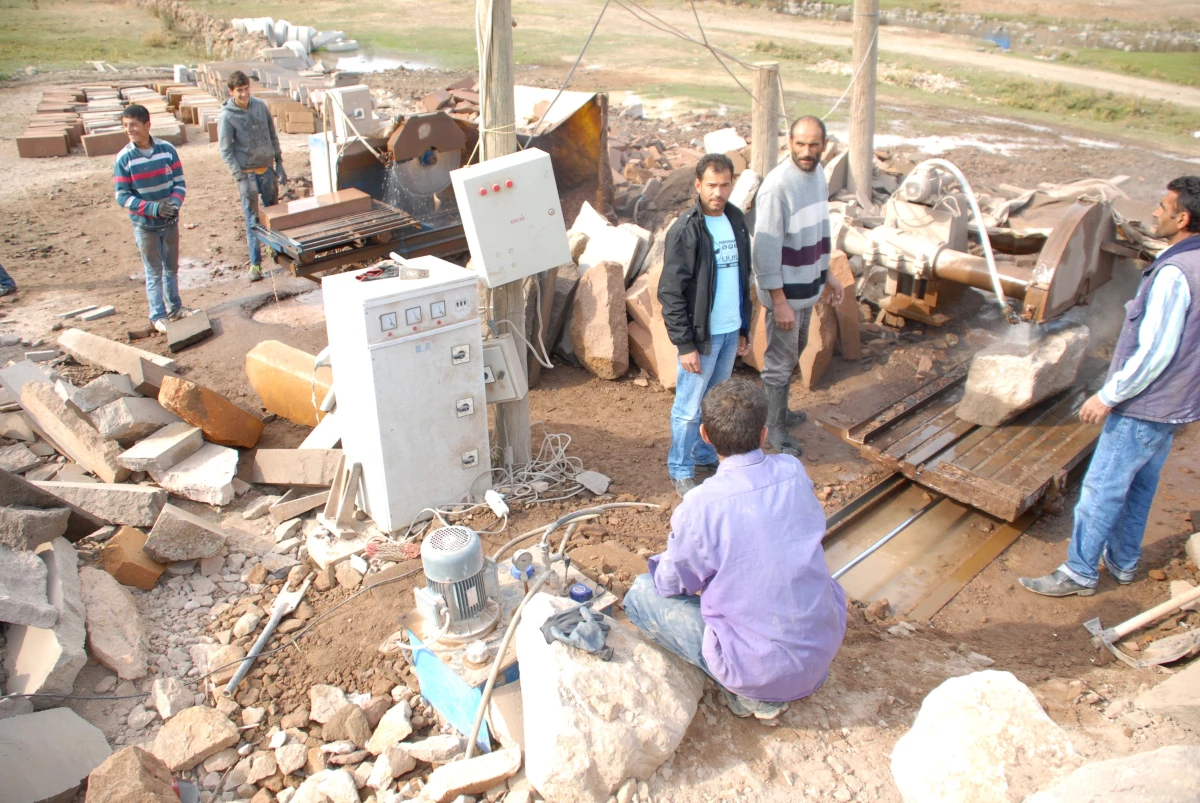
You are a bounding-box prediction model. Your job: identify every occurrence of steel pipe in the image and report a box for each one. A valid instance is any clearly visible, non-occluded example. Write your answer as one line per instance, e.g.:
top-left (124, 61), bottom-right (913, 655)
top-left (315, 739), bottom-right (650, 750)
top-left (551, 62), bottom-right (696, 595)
top-left (933, 250), bottom-right (1033, 300)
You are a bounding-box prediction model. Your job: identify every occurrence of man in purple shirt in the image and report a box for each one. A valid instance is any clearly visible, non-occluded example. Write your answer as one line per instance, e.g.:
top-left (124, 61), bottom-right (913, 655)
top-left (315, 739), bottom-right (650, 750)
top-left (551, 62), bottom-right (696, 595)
top-left (624, 378), bottom-right (846, 721)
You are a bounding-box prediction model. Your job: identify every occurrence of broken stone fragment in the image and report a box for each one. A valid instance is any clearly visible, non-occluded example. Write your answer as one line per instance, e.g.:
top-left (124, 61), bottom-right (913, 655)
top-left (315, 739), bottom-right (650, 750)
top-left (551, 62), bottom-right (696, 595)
top-left (158, 375), bottom-right (265, 449)
top-left (79, 566), bottom-right (149, 679)
top-left (150, 705), bottom-right (240, 772)
top-left (0, 505), bottom-right (71, 551)
top-left (309, 684), bottom-right (351, 724)
top-left (0, 708), bottom-right (112, 802)
top-left (149, 442), bottom-right (238, 506)
top-left (422, 747), bottom-right (523, 803)
top-left (85, 745), bottom-right (180, 803)
top-left (101, 526), bottom-right (166, 590)
top-left (33, 480), bottom-right (166, 529)
top-left (571, 260), bottom-right (630, 381)
top-left (88, 396), bottom-right (183, 442)
top-left (144, 504), bottom-right (228, 562)
top-left (20, 381), bottom-right (130, 483)
top-left (366, 700), bottom-right (412, 755)
top-left (0, 542), bottom-right (57, 627)
top-left (117, 421), bottom-right (203, 473)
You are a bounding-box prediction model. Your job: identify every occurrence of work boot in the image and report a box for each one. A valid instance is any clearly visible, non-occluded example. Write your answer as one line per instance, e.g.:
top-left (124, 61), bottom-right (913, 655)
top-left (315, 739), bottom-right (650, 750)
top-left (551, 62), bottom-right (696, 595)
top-left (1019, 570), bottom-right (1096, 597)
top-left (248, 264), bottom-right (263, 283)
top-left (785, 409), bottom-right (808, 427)
top-left (721, 689), bottom-right (789, 722)
top-left (763, 382), bottom-right (802, 457)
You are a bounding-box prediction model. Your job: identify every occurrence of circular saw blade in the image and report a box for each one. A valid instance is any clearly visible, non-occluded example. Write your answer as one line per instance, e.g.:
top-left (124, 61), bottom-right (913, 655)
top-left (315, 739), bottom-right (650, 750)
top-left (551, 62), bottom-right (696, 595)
top-left (392, 148), bottom-right (461, 197)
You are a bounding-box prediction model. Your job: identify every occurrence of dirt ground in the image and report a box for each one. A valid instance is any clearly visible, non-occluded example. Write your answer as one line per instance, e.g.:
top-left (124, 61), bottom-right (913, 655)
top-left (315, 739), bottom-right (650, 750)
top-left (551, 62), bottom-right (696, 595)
top-left (3, 57), bottom-right (1200, 802)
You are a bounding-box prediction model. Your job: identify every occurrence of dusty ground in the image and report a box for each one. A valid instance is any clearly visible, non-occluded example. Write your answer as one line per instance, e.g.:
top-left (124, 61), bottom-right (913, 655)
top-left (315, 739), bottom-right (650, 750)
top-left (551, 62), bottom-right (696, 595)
top-left (3, 55), bottom-right (1200, 802)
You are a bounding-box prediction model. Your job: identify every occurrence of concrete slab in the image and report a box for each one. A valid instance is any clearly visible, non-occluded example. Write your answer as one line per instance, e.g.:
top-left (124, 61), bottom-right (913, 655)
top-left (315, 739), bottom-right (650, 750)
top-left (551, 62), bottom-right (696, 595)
top-left (0, 470), bottom-right (107, 542)
top-left (57, 328), bottom-right (175, 373)
top-left (79, 305), bottom-right (116, 321)
top-left (32, 481), bottom-right (166, 529)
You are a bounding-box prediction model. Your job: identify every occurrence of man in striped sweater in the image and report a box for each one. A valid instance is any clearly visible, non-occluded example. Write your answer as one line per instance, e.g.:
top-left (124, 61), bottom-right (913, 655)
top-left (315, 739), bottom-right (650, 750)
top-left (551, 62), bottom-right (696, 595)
top-left (114, 104), bottom-right (192, 333)
top-left (752, 116), bottom-right (845, 456)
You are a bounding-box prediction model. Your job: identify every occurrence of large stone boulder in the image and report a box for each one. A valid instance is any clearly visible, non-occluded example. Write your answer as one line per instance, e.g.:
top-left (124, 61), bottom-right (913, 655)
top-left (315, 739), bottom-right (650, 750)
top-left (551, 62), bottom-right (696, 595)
top-left (85, 745), bottom-right (181, 803)
top-left (890, 670), bottom-right (1081, 803)
top-left (570, 260), bottom-right (629, 381)
top-left (957, 324), bottom-right (1089, 427)
top-left (150, 705), bottom-right (239, 772)
top-left (516, 593), bottom-right (704, 803)
top-left (1026, 744), bottom-right (1200, 803)
top-left (79, 566), bottom-right (149, 680)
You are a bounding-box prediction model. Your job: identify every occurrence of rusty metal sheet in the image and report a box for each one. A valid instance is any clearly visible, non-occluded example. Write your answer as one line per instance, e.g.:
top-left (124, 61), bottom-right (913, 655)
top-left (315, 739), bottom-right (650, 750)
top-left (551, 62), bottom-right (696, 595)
top-left (1024, 200), bottom-right (1116, 323)
top-left (820, 362), bottom-right (968, 446)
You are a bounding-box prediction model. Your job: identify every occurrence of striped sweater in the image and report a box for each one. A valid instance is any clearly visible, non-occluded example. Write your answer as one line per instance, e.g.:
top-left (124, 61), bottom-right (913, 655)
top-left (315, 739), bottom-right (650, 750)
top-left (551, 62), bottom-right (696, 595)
top-left (113, 138), bottom-right (186, 230)
top-left (751, 158), bottom-right (831, 311)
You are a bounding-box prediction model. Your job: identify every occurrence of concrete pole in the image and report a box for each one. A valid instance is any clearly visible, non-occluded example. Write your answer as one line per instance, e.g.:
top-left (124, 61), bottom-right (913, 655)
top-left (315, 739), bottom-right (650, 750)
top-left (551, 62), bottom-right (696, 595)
top-left (849, 0), bottom-right (879, 210)
top-left (750, 61), bottom-right (782, 180)
top-left (476, 0), bottom-right (532, 465)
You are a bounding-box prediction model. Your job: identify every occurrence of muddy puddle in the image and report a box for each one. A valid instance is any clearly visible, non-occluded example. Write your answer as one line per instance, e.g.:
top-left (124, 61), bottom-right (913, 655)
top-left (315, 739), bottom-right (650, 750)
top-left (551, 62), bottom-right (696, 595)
top-left (251, 289), bottom-right (326, 328)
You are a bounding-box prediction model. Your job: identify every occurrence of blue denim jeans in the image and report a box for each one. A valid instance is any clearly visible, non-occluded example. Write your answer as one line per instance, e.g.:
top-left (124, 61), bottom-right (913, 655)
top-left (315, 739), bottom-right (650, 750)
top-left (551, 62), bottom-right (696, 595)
top-left (0, 263), bottom-right (15, 292)
top-left (667, 330), bottom-right (740, 480)
top-left (238, 167), bottom-right (278, 266)
top-left (133, 224), bottom-right (181, 322)
top-left (1059, 412), bottom-right (1179, 587)
top-left (624, 574), bottom-right (714, 677)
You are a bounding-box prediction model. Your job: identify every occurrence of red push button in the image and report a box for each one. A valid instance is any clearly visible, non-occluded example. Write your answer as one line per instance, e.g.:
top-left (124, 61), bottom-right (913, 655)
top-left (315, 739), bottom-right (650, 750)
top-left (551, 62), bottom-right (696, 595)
top-left (479, 188), bottom-right (487, 196)
top-left (505, 179), bottom-right (513, 188)
top-left (492, 183), bottom-right (501, 192)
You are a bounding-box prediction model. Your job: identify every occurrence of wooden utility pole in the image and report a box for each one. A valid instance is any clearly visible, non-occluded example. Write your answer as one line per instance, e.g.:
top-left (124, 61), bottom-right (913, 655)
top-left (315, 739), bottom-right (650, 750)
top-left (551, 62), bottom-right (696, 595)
top-left (849, 0), bottom-right (879, 210)
top-left (476, 0), bottom-right (532, 465)
top-left (750, 61), bottom-right (782, 180)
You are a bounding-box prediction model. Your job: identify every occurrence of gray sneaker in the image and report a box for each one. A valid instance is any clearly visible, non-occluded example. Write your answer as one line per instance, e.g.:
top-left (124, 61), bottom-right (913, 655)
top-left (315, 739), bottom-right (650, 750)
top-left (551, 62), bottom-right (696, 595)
top-left (1019, 570), bottom-right (1096, 597)
top-left (167, 305), bottom-right (196, 321)
top-left (671, 476), bottom-right (698, 498)
top-left (721, 689), bottom-right (789, 722)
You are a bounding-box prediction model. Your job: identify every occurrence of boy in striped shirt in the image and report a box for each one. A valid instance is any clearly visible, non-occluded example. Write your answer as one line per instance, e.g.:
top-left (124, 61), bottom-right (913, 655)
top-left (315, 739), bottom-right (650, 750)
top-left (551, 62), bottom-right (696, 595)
top-left (114, 104), bottom-right (192, 333)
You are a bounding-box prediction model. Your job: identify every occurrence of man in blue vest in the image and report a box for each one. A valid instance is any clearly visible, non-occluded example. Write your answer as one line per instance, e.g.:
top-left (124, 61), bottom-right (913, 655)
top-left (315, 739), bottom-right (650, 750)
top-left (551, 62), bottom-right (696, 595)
top-left (1021, 176), bottom-right (1200, 596)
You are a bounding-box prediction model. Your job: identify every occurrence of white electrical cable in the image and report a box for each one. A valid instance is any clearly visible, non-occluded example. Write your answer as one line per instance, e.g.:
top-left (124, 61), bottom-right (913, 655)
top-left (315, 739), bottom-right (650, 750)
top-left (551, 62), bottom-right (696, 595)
top-left (915, 158), bottom-right (1018, 324)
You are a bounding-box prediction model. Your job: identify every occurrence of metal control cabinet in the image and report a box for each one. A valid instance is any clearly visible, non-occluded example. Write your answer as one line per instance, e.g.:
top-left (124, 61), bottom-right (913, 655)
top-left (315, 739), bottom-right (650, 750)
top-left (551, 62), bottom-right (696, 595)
top-left (450, 148), bottom-right (572, 288)
top-left (322, 257), bottom-right (491, 533)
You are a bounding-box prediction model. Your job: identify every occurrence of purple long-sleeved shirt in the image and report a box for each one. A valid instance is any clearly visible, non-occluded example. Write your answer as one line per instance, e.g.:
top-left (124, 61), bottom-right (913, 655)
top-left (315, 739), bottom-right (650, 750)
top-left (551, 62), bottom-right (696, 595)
top-left (648, 449), bottom-right (846, 702)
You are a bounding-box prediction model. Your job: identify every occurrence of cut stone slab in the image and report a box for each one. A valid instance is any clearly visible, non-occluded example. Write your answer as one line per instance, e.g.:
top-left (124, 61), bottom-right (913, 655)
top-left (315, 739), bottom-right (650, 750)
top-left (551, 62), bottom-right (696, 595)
top-left (149, 442), bottom-right (238, 506)
top-left (0, 708), bottom-right (112, 803)
top-left (0, 470), bottom-right (107, 542)
top-left (828, 251), bottom-right (861, 360)
top-left (33, 480), bottom-right (165, 529)
top-left (799, 298), bottom-right (839, 389)
top-left (101, 526), bottom-right (165, 590)
top-left (158, 375), bottom-right (265, 449)
top-left (19, 381), bottom-right (130, 483)
top-left (71, 373), bottom-right (142, 415)
top-left (891, 670), bottom-right (1081, 803)
top-left (1136, 658), bottom-right (1200, 731)
top-left (957, 324), bottom-right (1090, 427)
top-left (3, 538), bottom-right (88, 705)
top-left (245, 340), bottom-right (333, 427)
top-left (577, 224), bottom-right (641, 283)
top-left (248, 448), bottom-right (341, 486)
top-left (89, 397), bottom-right (182, 443)
top-left (58, 305), bottom-right (99, 319)
top-left (0, 543), bottom-right (56, 627)
top-left (144, 504), bottom-right (229, 562)
top-left (79, 566), bottom-right (149, 679)
top-left (0, 411), bottom-right (37, 441)
top-left (0, 359), bottom-right (56, 402)
top-left (58, 327), bottom-right (175, 371)
top-left (487, 680), bottom-right (525, 750)
top-left (0, 442), bottom-right (40, 473)
top-left (518, 594), bottom-right (704, 803)
top-left (165, 309), bottom-right (213, 353)
top-left (151, 705), bottom-right (239, 772)
top-left (85, 745), bottom-right (181, 803)
top-left (570, 260), bottom-right (629, 381)
top-left (117, 421), bottom-right (203, 472)
top-left (0, 506), bottom-right (70, 551)
top-left (1025, 744), bottom-right (1200, 803)
top-left (79, 305), bottom-right (116, 321)
top-left (422, 747), bottom-right (523, 803)
top-left (270, 488), bottom-right (331, 525)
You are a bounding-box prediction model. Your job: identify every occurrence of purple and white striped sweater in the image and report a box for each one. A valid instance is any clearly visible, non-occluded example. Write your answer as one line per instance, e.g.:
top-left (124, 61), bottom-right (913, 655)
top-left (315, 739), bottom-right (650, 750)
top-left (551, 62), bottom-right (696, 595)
top-left (751, 158), bottom-right (831, 311)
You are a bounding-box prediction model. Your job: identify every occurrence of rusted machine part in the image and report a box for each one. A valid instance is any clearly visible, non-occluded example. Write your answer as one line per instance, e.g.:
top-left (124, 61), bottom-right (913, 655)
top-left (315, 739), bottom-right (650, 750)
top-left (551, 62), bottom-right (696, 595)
top-left (1022, 199), bottom-right (1116, 323)
top-left (932, 250), bottom-right (1032, 300)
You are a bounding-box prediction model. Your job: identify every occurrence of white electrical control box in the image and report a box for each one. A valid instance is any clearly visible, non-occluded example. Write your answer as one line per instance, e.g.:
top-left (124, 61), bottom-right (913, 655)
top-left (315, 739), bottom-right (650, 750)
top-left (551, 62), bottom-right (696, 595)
top-left (482, 333), bottom-right (528, 404)
top-left (326, 85), bottom-right (376, 140)
top-left (322, 256), bottom-right (491, 533)
top-left (450, 148), bottom-right (572, 288)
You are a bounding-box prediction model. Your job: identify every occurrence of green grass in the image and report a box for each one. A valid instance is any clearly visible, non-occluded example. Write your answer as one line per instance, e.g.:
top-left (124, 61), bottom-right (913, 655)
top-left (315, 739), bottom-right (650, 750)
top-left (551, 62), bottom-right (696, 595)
top-left (0, 0), bottom-right (196, 75)
top-left (752, 39), bottom-right (851, 65)
top-left (1022, 48), bottom-right (1200, 88)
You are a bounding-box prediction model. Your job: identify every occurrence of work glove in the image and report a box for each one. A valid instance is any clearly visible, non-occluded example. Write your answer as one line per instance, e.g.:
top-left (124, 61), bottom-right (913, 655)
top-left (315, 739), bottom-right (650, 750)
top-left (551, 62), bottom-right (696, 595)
top-left (159, 199), bottom-right (179, 220)
top-left (275, 161), bottom-right (288, 185)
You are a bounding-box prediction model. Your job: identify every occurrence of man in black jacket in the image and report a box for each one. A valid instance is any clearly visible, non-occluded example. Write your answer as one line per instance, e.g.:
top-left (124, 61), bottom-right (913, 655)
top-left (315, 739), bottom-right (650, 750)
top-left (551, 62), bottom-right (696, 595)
top-left (658, 154), bottom-right (752, 497)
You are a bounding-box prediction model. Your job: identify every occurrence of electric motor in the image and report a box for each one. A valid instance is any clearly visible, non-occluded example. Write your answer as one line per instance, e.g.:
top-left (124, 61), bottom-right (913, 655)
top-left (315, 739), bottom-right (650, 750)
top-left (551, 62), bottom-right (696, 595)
top-left (414, 525), bottom-right (500, 643)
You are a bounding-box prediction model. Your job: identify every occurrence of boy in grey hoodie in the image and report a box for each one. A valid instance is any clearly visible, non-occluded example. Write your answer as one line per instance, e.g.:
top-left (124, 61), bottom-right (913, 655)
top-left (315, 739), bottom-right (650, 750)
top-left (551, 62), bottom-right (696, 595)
top-left (218, 70), bottom-right (286, 282)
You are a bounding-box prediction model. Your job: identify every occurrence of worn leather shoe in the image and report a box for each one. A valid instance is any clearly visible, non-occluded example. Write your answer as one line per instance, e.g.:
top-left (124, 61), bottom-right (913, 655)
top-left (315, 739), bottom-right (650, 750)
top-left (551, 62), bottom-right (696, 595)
top-left (671, 476), bottom-right (698, 498)
top-left (1019, 570), bottom-right (1096, 597)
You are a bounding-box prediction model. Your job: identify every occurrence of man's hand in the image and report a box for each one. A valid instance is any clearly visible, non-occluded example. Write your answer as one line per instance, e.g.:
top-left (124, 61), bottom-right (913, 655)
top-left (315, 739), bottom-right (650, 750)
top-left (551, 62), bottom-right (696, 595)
top-left (679, 351), bottom-right (702, 375)
top-left (1079, 394), bottom-right (1113, 425)
top-left (275, 161), bottom-right (288, 185)
top-left (158, 199), bottom-right (179, 220)
top-left (772, 298), bottom-right (796, 331)
top-left (824, 272), bottom-right (845, 308)
top-left (736, 335), bottom-right (750, 357)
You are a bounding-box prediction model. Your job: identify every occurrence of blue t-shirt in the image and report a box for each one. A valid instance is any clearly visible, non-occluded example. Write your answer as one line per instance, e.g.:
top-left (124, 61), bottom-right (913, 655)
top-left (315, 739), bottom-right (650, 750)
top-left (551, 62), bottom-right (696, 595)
top-left (704, 213), bottom-right (742, 336)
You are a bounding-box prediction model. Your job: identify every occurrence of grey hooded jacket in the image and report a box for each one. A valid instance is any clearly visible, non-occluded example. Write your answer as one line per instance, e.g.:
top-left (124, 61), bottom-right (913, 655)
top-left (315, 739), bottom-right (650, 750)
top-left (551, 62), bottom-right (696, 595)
top-left (218, 96), bottom-right (281, 181)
